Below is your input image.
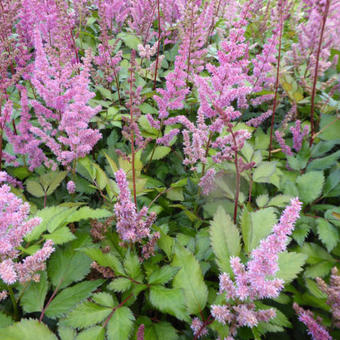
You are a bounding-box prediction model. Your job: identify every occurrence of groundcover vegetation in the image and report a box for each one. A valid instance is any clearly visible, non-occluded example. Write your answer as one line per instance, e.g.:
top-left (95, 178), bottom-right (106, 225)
top-left (0, 0), bottom-right (340, 339)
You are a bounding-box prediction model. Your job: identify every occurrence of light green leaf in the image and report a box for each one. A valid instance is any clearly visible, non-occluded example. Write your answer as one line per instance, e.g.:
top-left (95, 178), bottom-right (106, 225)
top-left (148, 266), bottom-right (180, 285)
top-left (117, 33), bottom-right (141, 49)
top-left (76, 327), bottom-right (105, 340)
top-left (64, 301), bottom-right (111, 329)
top-left (80, 247), bottom-right (125, 276)
top-left (58, 326), bottom-right (76, 340)
top-left (249, 208), bottom-right (277, 251)
top-left (319, 115), bottom-right (340, 141)
top-left (317, 218), bottom-right (339, 252)
top-left (44, 226), bottom-right (76, 245)
top-left (48, 246), bottom-right (92, 289)
top-left (20, 272), bottom-right (48, 313)
top-left (256, 194), bottom-right (269, 208)
top-left (106, 307), bottom-right (135, 340)
top-left (148, 146), bottom-right (171, 161)
top-left (210, 207), bottom-right (241, 273)
top-left (143, 320), bottom-right (178, 340)
top-left (0, 319), bottom-right (57, 340)
top-left (26, 180), bottom-right (45, 197)
top-left (45, 280), bottom-right (103, 318)
top-left (66, 207), bottom-right (112, 223)
top-left (296, 171), bottom-right (324, 204)
top-left (0, 312), bottom-right (13, 328)
top-left (124, 250), bottom-right (143, 281)
top-left (45, 171), bottom-right (68, 195)
top-left (149, 286), bottom-right (188, 321)
top-left (108, 278), bottom-right (132, 293)
top-left (253, 162), bottom-right (277, 183)
top-left (276, 252), bottom-right (307, 283)
top-left (172, 245), bottom-right (208, 314)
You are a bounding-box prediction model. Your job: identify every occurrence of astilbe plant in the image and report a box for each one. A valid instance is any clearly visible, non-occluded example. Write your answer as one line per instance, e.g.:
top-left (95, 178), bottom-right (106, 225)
top-left (0, 177), bottom-right (54, 290)
top-left (194, 198), bottom-right (302, 339)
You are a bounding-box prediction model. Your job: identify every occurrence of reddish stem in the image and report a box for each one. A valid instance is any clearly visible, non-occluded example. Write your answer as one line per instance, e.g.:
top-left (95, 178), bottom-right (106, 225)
top-left (153, 0), bottom-right (161, 90)
top-left (129, 62), bottom-right (137, 206)
top-left (193, 315), bottom-right (213, 340)
top-left (103, 294), bottom-right (133, 328)
top-left (39, 280), bottom-right (63, 322)
top-left (268, 5), bottom-right (284, 160)
top-left (310, 0), bottom-right (330, 147)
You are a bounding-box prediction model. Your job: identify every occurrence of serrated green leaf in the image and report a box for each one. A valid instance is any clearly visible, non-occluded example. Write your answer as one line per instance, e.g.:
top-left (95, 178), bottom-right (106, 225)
top-left (143, 320), bottom-right (178, 340)
top-left (148, 266), bottom-right (180, 285)
top-left (172, 245), bottom-right (208, 314)
top-left (45, 280), bottom-right (103, 318)
top-left (253, 162), bottom-right (277, 183)
top-left (210, 207), bottom-right (241, 273)
top-left (268, 195), bottom-right (292, 207)
top-left (64, 301), bottom-right (111, 329)
top-left (20, 272), bottom-right (48, 313)
top-left (76, 327), bottom-right (105, 340)
top-left (292, 223), bottom-right (311, 246)
top-left (256, 194), bottom-right (269, 208)
top-left (26, 180), bottom-right (45, 197)
top-left (45, 171), bottom-right (68, 195)
top-left (0, 319), bottom-right (57, 340)
top-left (124, 250), bottom-right (143, 281)
top-left (117, 32), bottom-right (141, 49)
top-left (298, 243), bottom-right (335, 264)
top-left (58, 326), bottom-right (76, 340)
top-left (107, 307), bottom-right (135, 340)
top-left (66, 207), bottom-right (112, 223)
top-left (79, 247), bottom-right (125, 276)
top-left (276, 252), bottom-right (307, 283)
top-left (149, 286), bottom-right (188, 321)
top-left (249, 208), bottom-right (277, 251)
top-left (0, 312), bottom-right (13, 328)
top-left (148, 146), bottom-right (171, 161)
top-left (305, 279), bottom-right (327, 299)
top-left (307, 150), bottom-right (340, 171)
top-left (108, 278), bottom-right (132, 292)
top-left (317, 218), bottom-right (339, 252)
top-left (296, 171), bottom-right (324, 204)
top-left (304, 261), bottom-right (334, 278)
top-left (92, 292), bottom-right (116, 308)
top-left (48, 246), bottom-right (92, 289)
top-left (44, 226), bottom-right (76, 245)
top-left (319, 115), bottom-right (340, 141)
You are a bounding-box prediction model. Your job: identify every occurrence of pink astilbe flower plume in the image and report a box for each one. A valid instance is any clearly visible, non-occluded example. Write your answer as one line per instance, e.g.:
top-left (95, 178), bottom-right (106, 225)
top-left (210, 198), bottom-right (302, 338)
top-left (114, 169), bottom-right (159, 258)
top-left (294, 303), bottom-right (332, 340)
top-left (0, 182), bottom-right (54, 287)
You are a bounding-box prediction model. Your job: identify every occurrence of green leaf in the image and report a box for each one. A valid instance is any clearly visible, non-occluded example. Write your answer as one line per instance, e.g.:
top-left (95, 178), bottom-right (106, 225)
top-left (296, 171), bottom-right (324, 204)
top-left (167, 187), bottom-right (184, 201)
top-left (143, 320), bottom-right (178, 340)
top-left (0, 319), bottom-right (57, 340)
top-left (210, 207), bottom-right (241, 273)
top-left (66, 207), bottom-right (112, 223)
top-left (124, 250), bottom-right (143, 281)
top-left (319, 115), bottom-right (340, 141)
top-left (107, 307), bottom-right (135, 340)
top-left (149, 286), bottom-right (188, 321)
top-left (117, 32), bottom-right (141, 49)
top-left (249, 208), bottom-right (277, 251)
top-left (45, 280), bottom-right (103, 318)
top-left (256, 194), bottom-right (269, 208)
top-left (26, 180), bottom-right (45, 197)
top-left (64, 301), bottom-right (111, 329)
top-left (45, 171), bottom-right (68, 195)
top-left (108, 278), bottom-right (132, 292)
top-left (44, 226), bottom-right (76, 245)
top-left (317, 218), bottom-right (339, 252)
top-left (148, 266), bottom-right (180, 285)
top-left (276, 252), bottom-right (307, 283)
top-left (20, 272), bottom-right (48, 313)
top-left (76, 327), bottom-right (105, 340)
top-left (304, 261), bottom-right (334, 278)
top-left (48, 246), bottom-right (92, 289)
top-left (0, 312), bottom-right (13, 328)
top-left (80, 247), bottom-right (125, 276)
top-left (307, 150), bottom-right (340, 171)
top-left (253, 162), bottom-right (277, 183)
top-left (58, 326), bottom-right (76, 340)
top-left (172, 245), bottom-right (208, 314)
top-left (298, 243), bottom-right (335, 264)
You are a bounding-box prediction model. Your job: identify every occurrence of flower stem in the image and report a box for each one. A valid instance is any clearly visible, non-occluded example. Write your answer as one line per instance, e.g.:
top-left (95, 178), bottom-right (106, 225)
top-left (268, 3), bottom-right (284, 160)
top-left (8, 286), bottom-right (19, 321)
top-left (310, 0), bottom-right (330, 147)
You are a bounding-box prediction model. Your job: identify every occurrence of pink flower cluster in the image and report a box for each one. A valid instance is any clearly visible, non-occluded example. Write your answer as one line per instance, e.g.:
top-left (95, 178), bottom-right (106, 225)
top-left (294, 303), bottom-right (332, 340)
top-left (114, 169), bottom-right (158, 253)
top-left (210, 198), bottom-right (302, 337)
top-left (0, 183), bottom-right (54, 289)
